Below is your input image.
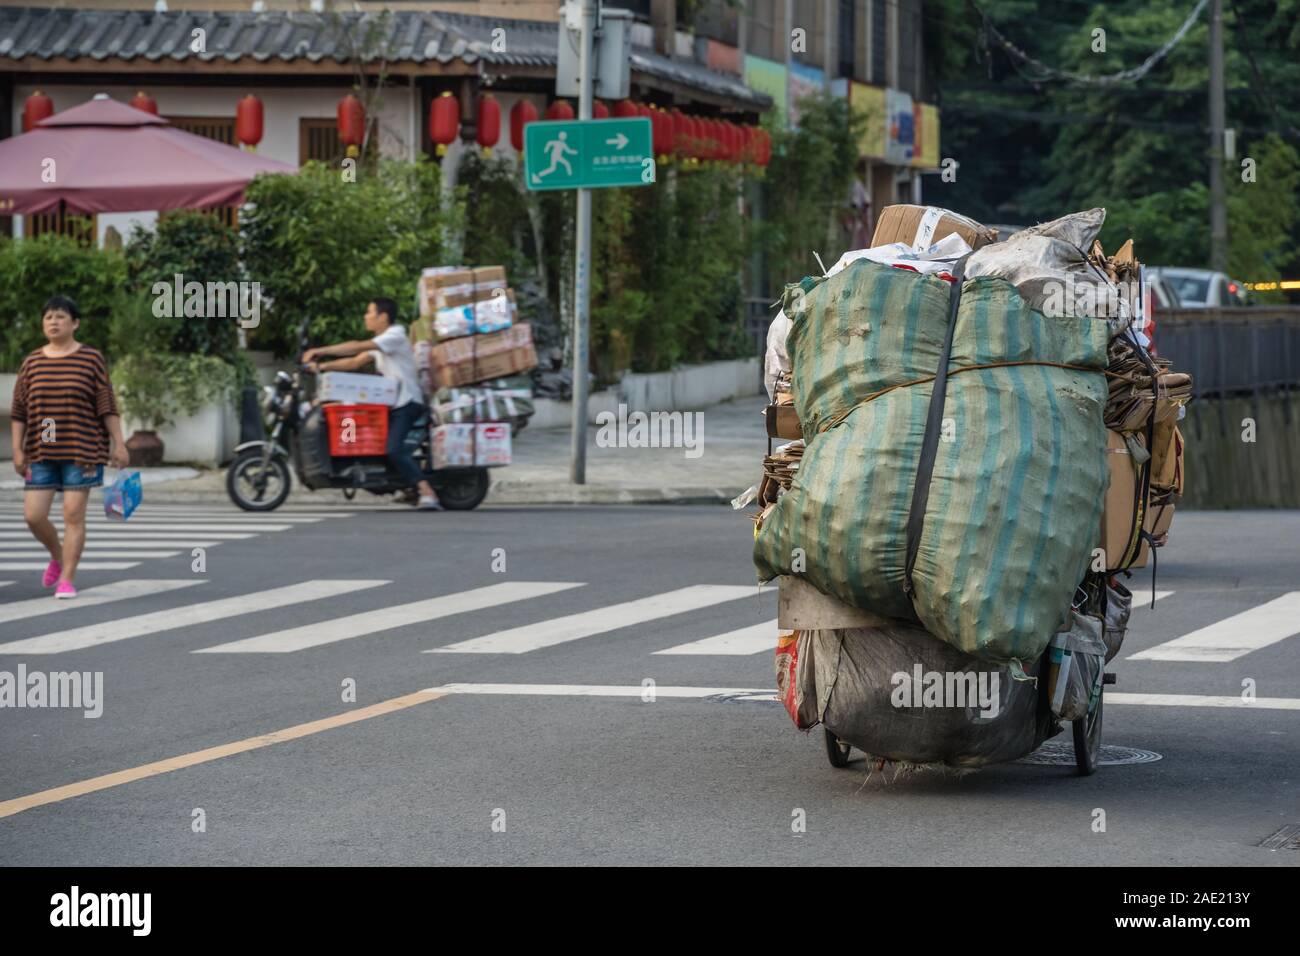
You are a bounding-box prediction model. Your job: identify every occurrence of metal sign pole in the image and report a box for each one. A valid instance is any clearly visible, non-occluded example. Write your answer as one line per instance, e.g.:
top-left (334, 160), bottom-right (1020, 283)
top-left (570, 0), bottom-right (597, 484)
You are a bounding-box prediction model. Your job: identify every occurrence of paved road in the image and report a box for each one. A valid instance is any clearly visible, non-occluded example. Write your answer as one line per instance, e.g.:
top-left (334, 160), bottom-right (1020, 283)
top-left (0, 502), bottom-right (1296, 865)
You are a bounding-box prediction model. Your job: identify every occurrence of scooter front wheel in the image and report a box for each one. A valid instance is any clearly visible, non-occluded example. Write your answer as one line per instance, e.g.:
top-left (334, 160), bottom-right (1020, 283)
top-left (226, 449), bottom-right (292, 512)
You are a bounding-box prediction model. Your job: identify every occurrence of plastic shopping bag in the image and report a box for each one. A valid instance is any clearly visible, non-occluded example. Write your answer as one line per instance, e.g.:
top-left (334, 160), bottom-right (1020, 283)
top-left (103, 470), bottom-right (143, 521)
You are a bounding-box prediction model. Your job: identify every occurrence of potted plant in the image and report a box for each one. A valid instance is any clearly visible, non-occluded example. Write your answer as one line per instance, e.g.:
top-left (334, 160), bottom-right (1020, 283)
top-left (113, 352), bottom-right (238, 466)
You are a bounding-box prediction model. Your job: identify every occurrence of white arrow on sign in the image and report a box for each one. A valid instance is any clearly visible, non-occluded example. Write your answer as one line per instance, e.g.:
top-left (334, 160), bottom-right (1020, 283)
top-left (605, 133), bottom-right (629, 150)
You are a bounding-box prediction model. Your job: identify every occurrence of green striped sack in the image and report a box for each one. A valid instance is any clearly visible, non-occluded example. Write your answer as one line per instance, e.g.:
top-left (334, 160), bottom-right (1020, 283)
top-left (753, 260), bottom-right (1111, 665)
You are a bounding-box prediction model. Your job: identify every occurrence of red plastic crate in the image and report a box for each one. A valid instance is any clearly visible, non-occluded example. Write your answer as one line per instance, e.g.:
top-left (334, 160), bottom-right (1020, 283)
top-left (323, 403), bottom-right (389, 456)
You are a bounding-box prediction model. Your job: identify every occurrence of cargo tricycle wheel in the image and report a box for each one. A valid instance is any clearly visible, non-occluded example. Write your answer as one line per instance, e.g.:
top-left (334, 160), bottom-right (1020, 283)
top-left (824, 728), bottom-right (853, 769)
top-left (1072, 685), bottom-right (1104, 776)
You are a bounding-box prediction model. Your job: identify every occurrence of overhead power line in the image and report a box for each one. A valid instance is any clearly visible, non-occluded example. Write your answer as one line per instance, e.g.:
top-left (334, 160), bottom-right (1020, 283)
top-left (967, 0), bottom-right (1211, 87)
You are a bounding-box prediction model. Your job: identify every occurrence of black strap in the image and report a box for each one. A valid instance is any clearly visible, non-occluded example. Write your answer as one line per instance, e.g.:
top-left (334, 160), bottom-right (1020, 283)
top-left (903, 261), bottom-right (969, 600)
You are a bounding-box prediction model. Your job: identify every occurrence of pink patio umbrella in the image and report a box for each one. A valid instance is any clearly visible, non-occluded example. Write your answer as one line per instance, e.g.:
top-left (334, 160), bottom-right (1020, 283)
top-left (0, 96), bottom-right (296, 215)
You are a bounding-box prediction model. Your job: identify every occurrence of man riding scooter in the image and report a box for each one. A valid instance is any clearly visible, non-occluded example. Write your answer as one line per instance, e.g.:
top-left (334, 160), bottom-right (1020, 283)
top-left (302, 298), bottom-right (441, 510)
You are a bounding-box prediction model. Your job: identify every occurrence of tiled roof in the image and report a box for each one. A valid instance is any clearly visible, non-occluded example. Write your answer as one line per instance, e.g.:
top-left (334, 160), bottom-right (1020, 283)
top-left (0, 7), bottom-right (770, 109)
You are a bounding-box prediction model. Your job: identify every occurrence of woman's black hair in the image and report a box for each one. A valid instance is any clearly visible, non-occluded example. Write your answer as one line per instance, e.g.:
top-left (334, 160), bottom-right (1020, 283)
top-left (42, 295), bottom-right (81, 322)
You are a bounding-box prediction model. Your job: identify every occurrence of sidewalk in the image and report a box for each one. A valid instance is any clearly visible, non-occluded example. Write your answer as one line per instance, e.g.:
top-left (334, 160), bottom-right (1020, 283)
top-left (1, 397), bottom-right (772, 506)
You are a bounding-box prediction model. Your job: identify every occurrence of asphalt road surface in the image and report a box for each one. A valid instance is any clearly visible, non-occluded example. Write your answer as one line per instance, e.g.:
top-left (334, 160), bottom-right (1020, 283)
top-left (1, 501), bottom-right (1297, 866)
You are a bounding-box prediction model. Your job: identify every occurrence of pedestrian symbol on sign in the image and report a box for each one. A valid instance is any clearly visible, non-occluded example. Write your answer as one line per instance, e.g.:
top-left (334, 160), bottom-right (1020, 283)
top-left (533, 131), bottom-right (577, 184)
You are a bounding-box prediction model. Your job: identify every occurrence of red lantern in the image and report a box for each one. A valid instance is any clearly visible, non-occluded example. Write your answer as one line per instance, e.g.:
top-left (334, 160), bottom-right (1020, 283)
top-left (129, 90), bottom-right (157, 115)
top-left (725, 122), bottom-right (741, 163)
top-left (635, 103), bottom-right (651, 120)
top-left (235, 95), bottom-right (263, 149)
top-left (740, 125), bottom-right (756, 164)
top-left (670, 109), bottom-right (687, 157)
top-left (338, 93), bottom-right (366, 157)
top-left (476, 93), bottom-right (501, 154)
top-left (756, 128), bottom-right (772, 167)
top-left (546, 100), bottom-right (574, 121)
top-left (687, 116), bottom-right (704, 160)
top-left (510, 98), bottom-right (538, 152)
top-left (614, 100), bottom-right (638, 118)
top-left (651, 108), bottom-right (673, 159)
top-left (429, 91), bottom-right (459, 157)
top-left (22, 91), bottom-right (54, 132)
top-left (593, 100), bottom-right (610, 119)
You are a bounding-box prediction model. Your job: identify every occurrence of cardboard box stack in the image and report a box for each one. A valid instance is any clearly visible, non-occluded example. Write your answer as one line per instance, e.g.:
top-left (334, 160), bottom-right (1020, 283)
top-left (411, 264), bottom-right (539, 468)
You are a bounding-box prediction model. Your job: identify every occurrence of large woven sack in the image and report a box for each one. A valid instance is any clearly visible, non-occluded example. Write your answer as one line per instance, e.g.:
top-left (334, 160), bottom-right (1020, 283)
top-left (753, 260), bottom-right (1111, 665)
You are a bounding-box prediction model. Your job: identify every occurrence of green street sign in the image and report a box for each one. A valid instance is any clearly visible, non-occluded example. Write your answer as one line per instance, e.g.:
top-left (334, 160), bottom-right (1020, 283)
top-left (524, 117), bottom-right (655, 191)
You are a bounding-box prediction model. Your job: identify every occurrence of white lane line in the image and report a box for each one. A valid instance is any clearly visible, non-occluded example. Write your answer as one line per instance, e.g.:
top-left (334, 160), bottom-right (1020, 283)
top-left (0, 528), bottom-right (295, 535)
top-left (426, 684), bottom-right (1300, 711)
top-left (197, 581), bottom-right (585, 653)
top-left (0, 562), bottom-right (139, 571)
top-left (429, 683), bottom-right (774, 698)
top-left (427, 584), bottom-right (759, 655)
top-left (0, 549), bottom-right (180, 559)
top-left (1126, 592), bottom-right (1300, 662)
top-left (0, 582), bottom-right (12, 589)
top-left (0, 540), bottom-right (221, 550)
top-left (654, 620), bottom-right (777, 656)
top-left (0, 531), bottom-right (254, 540)
top-left (5, 515), bottom-right (327, 524)
top-left (1108, 693), bottom-right (1300, 710)
top-left (0, 579), bottom-right (205, 626)
top-left (1128, 589), bottom-right (1175, 606)
top-left (0, 579), bottom-right (389, 655)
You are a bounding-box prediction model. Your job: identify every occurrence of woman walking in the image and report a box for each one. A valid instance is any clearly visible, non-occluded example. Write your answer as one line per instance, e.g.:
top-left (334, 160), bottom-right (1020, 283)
top-left (10, 296), bottom-right (130, 599)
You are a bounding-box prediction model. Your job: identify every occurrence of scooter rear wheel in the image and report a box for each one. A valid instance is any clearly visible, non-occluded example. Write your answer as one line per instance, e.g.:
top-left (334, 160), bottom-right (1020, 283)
top-left (436, 469), bottom-right (490, 510)
top-left (226, 449), bottom-right (291, 512)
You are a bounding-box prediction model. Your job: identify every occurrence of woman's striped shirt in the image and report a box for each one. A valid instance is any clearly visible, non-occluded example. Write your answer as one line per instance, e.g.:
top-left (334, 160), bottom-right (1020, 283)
top-left (10, 345), bottom-right (118, 467)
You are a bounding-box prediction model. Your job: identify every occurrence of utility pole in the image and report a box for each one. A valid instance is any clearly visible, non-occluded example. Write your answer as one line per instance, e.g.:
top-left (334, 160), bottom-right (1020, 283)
top-left (1209, 0), bottom-right (1228, 273)
top-left (570, 0), bottom-right (596, 483)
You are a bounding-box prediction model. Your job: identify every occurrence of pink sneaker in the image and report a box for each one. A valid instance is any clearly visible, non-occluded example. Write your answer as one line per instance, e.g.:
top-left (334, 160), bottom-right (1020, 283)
top-left (55, 581), bottom-right (77, 600)
top-left (42, 559), bottom-right (62, 588)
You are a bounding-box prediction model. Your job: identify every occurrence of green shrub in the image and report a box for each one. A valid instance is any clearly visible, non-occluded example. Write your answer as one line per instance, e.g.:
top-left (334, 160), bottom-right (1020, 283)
top-left (0, 235), bottom-right (126, 369)
top-left (112, 352), bottom-right (240, 432)
top-left (240, 159), bottom-right (464, 354)
top-left (124, 210), bottom-right (243, 359)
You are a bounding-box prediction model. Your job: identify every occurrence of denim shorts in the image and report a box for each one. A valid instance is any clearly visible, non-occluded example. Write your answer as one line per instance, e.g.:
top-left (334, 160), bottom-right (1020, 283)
top-left (24, 460), bottom-right (104, 491)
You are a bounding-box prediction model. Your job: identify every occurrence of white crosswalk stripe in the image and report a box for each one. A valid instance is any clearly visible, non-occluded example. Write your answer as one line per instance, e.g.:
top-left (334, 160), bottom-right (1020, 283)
top-left (0, 549), bottom-right (181, 559)
top-left (0, 521), bottom-right (297, 532)
top-left (0, 579), bottom-right (387, 655)
top-left (0, 579), bottom-right (204, 627)
top-left (0, 540), bottom-right (221, 549)
top-left (654, 620), bottom-right (778, 656)
top-left (0, 503), bottom-right (354, 578)
top-left (0, 561), bottom-right (140, 571)
top-left (427, 584), bottom-right (759, 655)
top-left (0, 531), bottom-right (256, 540)
top-left (1126, 591), bottom-right (1300, 662)
top-left (197, 581), bottom-right (586, 653)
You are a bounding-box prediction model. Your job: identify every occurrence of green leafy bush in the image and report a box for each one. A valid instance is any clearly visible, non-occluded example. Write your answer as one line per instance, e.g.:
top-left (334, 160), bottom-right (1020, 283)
top-left (240, 159), bottom-right (464, 354)
top-left (124, 210), bottom-right (243, 359)
top-left (0, 235), bottom-right (126, 369)
top-left (112, 352), bottom-right (239, 432)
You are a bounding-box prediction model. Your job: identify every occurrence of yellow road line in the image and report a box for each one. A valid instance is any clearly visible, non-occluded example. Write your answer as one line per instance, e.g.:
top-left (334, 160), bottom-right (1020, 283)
top-left (0, 689), bottom-right (446, 820)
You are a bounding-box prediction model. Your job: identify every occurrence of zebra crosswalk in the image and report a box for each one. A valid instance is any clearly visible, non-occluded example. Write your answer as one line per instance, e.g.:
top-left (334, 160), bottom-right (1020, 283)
top-left (0, 503), bottom-right (354, 571)
top-left (0, 563), bottom-right (1295, 665)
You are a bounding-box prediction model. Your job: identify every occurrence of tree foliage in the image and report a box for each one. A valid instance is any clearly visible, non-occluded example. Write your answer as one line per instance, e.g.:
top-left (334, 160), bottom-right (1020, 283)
top-left (924, 0), bottom-right (1300, 287)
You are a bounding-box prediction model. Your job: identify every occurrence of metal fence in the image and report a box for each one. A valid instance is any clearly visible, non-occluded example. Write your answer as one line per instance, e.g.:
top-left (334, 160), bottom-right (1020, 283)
top-left (1158, 307), bottom-right (1300, 398)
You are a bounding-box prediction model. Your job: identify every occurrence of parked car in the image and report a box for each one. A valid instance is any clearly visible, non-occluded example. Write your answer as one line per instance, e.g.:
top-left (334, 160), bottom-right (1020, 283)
top-left (1148, 267), bottom-right (1249, 308)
